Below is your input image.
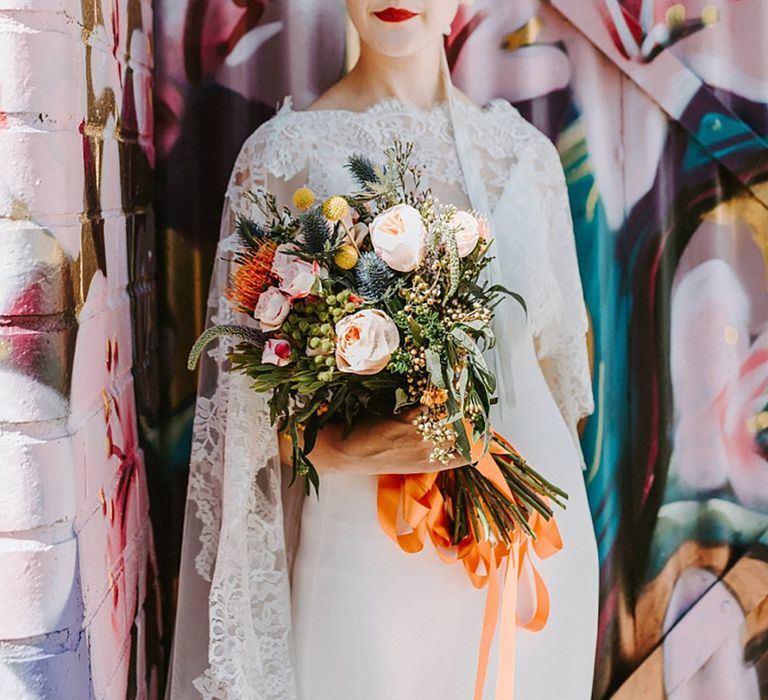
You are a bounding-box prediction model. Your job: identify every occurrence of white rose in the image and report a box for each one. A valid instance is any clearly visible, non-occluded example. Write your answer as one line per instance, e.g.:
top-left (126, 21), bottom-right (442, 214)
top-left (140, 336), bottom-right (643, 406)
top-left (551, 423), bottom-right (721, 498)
top-left (261, 338), bottom-right (292, 367)
top-left (370, 203), bottom-right (426, 272)
top-left (335, 309), bottom-right (400, 375)
top-left (279, 259), bottom-right (327, 300)
top-left (253, 287), bottom-right (290, 331)
top-left (452, 211), bottom-right (481, 257)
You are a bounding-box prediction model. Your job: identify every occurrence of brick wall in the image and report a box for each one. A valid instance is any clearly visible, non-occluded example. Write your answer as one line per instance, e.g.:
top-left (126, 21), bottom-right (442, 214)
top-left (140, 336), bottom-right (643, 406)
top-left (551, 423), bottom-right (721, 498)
top-left (0, 0), bottom-right (160, 697)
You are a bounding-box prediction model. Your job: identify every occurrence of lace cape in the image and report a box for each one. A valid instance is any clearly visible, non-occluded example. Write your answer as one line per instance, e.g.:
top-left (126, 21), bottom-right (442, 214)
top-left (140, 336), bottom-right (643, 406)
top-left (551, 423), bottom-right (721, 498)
top-left (167, 95), bottom-right (594, 699)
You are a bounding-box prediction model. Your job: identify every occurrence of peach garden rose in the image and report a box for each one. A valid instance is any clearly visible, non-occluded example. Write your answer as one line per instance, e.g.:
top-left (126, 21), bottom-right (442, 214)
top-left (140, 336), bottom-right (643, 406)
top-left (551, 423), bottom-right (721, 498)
top-left (452, 211), bottom-right (482, 257)
top-left (334, 309), bottom-right (400, 375)
top-left (369, 203), bottom-right (426, 272)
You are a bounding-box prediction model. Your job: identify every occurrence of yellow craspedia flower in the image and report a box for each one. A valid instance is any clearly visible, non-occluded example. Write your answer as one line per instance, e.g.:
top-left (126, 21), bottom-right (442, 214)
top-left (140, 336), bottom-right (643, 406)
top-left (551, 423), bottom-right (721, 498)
top-left (323, 195), bottom-right (350, 222)
top-left (334, 244), bottom-right (359, 270)
top-left (293, 187), bottom-right (315, 210)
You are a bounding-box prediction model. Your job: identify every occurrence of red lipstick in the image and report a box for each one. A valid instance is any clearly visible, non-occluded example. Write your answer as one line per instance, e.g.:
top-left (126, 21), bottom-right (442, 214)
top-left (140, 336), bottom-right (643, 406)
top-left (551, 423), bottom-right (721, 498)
top-left (374, 7), bottom-right (418, 23)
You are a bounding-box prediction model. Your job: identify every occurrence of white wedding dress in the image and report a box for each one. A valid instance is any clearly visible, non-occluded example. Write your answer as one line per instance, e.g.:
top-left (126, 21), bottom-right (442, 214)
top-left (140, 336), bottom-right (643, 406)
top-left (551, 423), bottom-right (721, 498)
top-left (168, 93), bottom-right (599, 700)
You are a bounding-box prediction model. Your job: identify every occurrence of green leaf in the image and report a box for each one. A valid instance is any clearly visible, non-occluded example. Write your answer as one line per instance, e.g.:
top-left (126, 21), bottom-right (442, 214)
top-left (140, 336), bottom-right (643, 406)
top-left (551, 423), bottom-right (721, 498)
top-left (323, 385), bottom-right (348, 422)
top-left (407, 316), bottom-right (424, 344)
top-left (452, 419), bottom-right (473, 462)
top-left (451, 328), bottom-right (497, 395)
top-left (425, 348), bottom-right (445, 389)
top-left (188, 324), bottom-right (264, 370)
top-left (306, 463), bottom-right (320, 498)
top-left (393, 388), bottom-right (412, 413)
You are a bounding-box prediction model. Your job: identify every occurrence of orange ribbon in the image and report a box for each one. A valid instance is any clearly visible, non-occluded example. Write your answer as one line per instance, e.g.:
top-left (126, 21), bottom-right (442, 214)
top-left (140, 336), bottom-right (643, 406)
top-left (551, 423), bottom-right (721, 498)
top-left (376, 432), bottom-right (563, 700)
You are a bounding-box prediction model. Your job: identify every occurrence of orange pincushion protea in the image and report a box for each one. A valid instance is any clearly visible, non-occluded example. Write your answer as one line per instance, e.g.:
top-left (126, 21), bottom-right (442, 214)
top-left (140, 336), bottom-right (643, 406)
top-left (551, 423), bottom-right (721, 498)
top-left (226, 240), bottom-right (278, 311)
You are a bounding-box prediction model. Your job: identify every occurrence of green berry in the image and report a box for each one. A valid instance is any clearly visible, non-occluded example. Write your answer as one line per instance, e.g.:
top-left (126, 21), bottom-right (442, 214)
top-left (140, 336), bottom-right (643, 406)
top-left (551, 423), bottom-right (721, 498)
top-left (314, 355), bottom-right (325, 365)
top-left (325, 357), bottom-right (335, 367)
top-left (309, 337), bottom-right (321, 349)
top-left (326, 295), bottom-right (337, 305)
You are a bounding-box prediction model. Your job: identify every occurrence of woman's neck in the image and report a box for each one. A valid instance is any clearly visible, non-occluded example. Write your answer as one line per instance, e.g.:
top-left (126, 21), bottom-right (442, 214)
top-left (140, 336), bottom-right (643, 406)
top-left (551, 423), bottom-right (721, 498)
top-left (345, 40), bottom-right (447, 111)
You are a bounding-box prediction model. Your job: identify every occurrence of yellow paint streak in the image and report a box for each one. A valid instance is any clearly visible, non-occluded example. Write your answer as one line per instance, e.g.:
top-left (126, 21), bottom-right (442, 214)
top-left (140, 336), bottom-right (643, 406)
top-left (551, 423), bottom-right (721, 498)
top-left (587, 361), bottom-right (605, 485)
top-left (502, 15), bottom-right (543, 51)
top-left (703, 182), bottom-right (768, 288)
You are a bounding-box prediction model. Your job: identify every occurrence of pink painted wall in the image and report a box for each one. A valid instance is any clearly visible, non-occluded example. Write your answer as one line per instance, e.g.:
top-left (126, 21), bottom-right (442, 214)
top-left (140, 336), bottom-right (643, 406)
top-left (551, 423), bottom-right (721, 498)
top-left (0, 0), bottom-right (161, 697)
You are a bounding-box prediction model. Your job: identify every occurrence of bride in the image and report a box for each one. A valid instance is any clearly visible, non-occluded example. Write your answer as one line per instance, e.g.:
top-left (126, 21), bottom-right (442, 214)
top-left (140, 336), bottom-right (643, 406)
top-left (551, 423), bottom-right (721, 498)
top-left (168, 1), bottom-right (599, 698)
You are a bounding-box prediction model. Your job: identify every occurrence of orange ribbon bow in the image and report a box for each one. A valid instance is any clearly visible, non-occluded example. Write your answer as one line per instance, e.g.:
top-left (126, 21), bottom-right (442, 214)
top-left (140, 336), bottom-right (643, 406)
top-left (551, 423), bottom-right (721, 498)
top-left (377, 432), bottom-right (563, 700)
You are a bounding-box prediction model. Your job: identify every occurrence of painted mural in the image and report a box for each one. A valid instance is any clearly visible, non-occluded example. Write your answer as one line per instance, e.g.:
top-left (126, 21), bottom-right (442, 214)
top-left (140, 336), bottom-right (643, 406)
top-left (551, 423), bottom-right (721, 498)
top-left (154, 1), bottom-right (768, 697)
top-left (0, 0), bottom-right (161, 697)
top-left (447, 0), bottom-right (768, 696)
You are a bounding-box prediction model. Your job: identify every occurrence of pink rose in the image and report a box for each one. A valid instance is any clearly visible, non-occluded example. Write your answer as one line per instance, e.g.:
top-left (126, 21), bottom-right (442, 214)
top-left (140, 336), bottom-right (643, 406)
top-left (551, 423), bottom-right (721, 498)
top-left (452, 211), bottom-right (481, 257)
top-left (477, 214), bottom-right (491, 241)
top-left (279, 259), bottom-right (327, 300)
top-left (253, 287), bottom-right (290, 331)
top-left (370, 204), bottom-right (426, 272)
top-left (335, 309), bottom-right (400, 375)
top-left (262, 338), bottom-right (292, 367)
top-left (271, 243), bottom-right (300, 279)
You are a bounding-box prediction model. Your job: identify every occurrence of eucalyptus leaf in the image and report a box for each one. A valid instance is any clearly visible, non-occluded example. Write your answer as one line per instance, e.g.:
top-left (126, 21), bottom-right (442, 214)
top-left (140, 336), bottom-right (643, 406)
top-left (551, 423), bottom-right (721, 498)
top-left (407, 316), bottom-right (424, 344)
top-left (425, 348), bottom-right (445, 389)
top-left (393, 388), bottom-right (411, 413)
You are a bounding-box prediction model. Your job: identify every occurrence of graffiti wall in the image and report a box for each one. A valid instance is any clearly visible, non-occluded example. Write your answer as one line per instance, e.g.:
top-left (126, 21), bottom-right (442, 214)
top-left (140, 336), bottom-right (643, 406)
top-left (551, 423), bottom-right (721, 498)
top-left (0, 0), bottom-right (161, 697)
top-left (154, 1), bottom-right (768, 697)
top-left (448, 0), bottom-right (768, 696)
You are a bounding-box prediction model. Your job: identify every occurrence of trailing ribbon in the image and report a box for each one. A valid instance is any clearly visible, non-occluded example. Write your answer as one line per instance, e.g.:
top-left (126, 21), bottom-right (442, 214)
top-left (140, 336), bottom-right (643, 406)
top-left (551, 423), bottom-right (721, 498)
top-left (377, 432), bottom-right (563, 700)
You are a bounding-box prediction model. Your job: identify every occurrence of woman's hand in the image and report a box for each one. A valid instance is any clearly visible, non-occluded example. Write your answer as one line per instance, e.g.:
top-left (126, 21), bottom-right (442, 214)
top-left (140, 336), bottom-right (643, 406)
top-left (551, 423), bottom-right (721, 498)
top-left (278, 408), bottom-right (476, 476)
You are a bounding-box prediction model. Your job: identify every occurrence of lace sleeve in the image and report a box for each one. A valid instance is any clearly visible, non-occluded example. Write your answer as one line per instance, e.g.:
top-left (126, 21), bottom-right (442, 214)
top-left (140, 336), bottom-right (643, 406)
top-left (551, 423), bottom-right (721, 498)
top-left (168, 117), bottom-right (301, 700)
top-left (531, 135), bottom-right (595, 469)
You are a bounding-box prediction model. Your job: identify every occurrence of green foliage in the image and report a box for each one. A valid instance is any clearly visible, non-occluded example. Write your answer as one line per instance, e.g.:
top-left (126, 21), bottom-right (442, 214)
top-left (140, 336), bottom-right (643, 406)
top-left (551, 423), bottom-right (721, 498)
top-left (188, 324), bottom-right (265, 370)
top-left (387, 347), bottom-right (411, 375)
top-left (242, 188), bottom-right (298, 241)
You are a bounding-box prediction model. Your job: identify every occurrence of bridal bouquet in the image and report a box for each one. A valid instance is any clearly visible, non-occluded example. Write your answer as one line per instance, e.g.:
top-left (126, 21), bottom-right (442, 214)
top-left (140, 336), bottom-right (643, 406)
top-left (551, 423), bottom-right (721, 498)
top-left (189, 140), bottom-right (566, 549)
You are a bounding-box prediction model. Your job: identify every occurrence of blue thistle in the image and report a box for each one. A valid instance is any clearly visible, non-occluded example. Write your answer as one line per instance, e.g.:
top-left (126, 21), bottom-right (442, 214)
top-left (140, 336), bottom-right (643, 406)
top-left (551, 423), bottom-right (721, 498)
top-left (355, 251), bottom-right (397, 300)
top-left (300, 208), bottom-right (331, 253)
top-left (236, 214), bottom-right (269, 249)
top-left (346, 154), bottom-right (381, 190)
